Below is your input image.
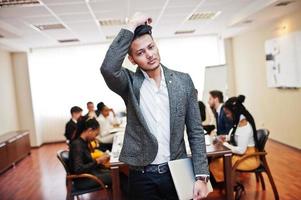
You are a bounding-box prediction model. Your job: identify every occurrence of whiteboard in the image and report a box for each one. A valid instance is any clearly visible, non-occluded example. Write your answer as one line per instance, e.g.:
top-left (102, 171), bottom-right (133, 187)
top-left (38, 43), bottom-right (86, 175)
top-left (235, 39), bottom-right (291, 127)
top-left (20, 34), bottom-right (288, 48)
top-left (202, 64), bottom-right (227, 102)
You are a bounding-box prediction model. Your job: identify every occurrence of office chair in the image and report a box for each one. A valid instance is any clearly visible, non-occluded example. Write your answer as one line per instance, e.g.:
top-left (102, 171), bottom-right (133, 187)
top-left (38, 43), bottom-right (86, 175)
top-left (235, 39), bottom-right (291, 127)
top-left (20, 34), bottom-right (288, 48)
top-left (57, 150), bottom-right (110, 200)
top-left (232, 129), bottom-right (279, 200)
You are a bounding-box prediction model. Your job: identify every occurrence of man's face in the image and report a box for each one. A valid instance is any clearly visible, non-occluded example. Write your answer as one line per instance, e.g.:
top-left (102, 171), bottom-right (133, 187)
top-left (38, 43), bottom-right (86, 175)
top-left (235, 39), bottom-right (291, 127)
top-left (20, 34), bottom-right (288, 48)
top-left (73, 111), bottom-right (82, 120)
top-left (101, 106), bottom-right (110, 118)
top-left (128, 34), bottom-right (161, 71)
top-left (87, 103), bottom-right (94, 112)
top-left (208, 95), bottom-right (217, 109)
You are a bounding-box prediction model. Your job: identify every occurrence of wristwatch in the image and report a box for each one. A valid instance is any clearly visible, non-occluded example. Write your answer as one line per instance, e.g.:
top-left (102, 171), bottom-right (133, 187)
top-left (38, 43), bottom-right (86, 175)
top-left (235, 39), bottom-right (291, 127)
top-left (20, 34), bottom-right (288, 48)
top-left (195, 176), bottom-right (209, 183)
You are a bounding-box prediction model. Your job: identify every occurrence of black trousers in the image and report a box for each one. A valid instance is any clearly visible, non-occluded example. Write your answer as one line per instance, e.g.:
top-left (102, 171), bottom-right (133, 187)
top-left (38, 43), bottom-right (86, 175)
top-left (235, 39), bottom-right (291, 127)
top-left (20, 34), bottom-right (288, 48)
top-left (128, 169), bottom-right (178, 200)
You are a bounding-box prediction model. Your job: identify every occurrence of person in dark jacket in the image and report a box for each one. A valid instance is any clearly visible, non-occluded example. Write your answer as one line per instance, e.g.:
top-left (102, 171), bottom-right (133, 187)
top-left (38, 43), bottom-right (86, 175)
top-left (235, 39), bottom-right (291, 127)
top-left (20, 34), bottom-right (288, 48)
top-left (64, 106), bottom-right (83, 142)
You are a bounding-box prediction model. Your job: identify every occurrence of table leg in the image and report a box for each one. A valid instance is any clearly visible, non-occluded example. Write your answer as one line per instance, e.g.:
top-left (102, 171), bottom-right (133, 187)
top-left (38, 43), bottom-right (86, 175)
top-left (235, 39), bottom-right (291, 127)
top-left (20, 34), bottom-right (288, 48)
top-left (111, 166), bottom-right (121, 200)
top-left (224, 153), bottom-right (234, 200)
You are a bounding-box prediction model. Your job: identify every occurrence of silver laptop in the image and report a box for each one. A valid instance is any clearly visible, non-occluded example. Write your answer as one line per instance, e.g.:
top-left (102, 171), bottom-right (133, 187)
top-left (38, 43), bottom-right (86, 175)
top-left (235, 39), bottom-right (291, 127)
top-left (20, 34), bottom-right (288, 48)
top-left (168, 158), bottom-right (213, 200)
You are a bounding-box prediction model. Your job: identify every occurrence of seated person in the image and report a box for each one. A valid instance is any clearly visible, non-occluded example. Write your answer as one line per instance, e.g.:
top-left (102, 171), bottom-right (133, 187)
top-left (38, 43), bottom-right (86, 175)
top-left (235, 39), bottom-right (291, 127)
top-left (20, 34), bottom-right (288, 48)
top-left (97, 103), bottom-right (120, 151)
top-left (64, 106), bottom-right (82, 142)
top-left (210, 95), bottom-right (260, 182)
top-left (84, 101), bottom-right (97, 120)
top-left (95, 102), bottom-right (104, 117)
top-left (198, 101), bottom-right (216, 134)
top-left (208, 90), bottom-right (233, 135)
top-left (69, 119), bottom-right (112, 190)
top-left (89, 140), bottom-right (110, 168)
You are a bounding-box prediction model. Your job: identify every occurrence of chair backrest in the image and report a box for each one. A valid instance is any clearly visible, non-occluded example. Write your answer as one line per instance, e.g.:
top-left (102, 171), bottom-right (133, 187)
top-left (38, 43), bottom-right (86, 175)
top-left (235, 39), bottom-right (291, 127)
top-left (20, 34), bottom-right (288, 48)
top-left (57, 150), bottom-right (71, 174)
top-left (256, 129), bottom-right (270, 151)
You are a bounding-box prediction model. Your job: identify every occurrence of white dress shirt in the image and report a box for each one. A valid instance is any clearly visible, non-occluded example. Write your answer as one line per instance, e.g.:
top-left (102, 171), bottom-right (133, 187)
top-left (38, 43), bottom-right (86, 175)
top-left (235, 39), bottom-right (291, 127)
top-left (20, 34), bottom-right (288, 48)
top-left (97, 112), bottom-right (119, 144)
top-left (140, 67), bottom-right (171, 164)
top-left (224, 114), bottom-right (255, 155)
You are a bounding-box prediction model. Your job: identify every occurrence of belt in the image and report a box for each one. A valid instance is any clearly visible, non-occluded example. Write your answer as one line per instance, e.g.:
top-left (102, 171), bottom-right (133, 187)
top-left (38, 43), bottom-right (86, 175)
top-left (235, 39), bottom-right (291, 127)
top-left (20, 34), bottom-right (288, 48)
top-left (130, 163), bottom-right (169, 174)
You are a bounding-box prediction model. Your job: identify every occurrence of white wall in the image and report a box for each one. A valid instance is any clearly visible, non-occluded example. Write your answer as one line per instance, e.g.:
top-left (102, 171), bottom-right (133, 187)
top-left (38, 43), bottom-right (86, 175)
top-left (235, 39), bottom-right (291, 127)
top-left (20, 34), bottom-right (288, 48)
top-left (0, 49), bottom-right (19, 134)
top-left (11, 53), bottom-right (39, 146)
top-left (226, 10), bottom-right (301, 149)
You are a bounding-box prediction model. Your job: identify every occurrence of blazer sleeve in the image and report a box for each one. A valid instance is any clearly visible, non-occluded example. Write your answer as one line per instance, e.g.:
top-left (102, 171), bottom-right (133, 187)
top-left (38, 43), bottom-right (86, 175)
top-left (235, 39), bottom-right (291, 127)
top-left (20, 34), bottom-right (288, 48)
top-left (100, 29), bottom-right (134, 96)
top-left (185, 74), bottom-right (210, 176)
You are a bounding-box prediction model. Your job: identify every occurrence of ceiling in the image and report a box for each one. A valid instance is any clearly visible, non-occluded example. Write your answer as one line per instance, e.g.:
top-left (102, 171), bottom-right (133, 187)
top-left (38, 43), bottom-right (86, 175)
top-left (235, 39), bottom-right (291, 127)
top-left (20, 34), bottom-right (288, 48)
top-left (0, 0), bottom-right (300, 51)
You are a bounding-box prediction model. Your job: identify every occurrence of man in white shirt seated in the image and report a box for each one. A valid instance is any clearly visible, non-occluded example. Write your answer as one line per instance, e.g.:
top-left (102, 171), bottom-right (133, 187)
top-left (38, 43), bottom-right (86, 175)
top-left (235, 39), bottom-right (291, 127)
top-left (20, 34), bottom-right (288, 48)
top-left (97, 103), bottom-right (121, 151)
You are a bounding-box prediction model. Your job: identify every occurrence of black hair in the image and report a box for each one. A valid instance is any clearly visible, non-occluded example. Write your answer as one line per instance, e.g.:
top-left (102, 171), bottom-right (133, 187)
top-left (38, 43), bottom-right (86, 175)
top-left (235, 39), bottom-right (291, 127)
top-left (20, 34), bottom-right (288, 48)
top-left (76, 118), bottom-right (100, 137)
top-left (209, 90), bottom-right (224, 103)
top-left (86, 101), bottom-right (93, 106)
top-left (224, 95), bottom-right (259, 149)
top-left (97, 102), bottom-right (105, 112)
top-left (70, 106), bottom-right (82, 114)
top-left (198, 101), bottom-right (206, 122)
top-left (128, 24), bottom-right (153, 55)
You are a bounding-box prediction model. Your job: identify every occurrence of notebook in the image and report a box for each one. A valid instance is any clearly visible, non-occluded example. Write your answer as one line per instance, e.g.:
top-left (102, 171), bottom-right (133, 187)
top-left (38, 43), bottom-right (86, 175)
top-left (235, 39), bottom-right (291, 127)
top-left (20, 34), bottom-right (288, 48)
top-left (168, 158), bottom-right (213, 200)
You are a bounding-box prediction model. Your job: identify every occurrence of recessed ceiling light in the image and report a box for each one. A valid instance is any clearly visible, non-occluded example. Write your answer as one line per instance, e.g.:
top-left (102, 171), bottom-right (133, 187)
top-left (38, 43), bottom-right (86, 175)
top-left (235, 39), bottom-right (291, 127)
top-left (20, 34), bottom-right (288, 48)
top-left (99, 19), bottom-right (126, 26)
top-left (275, 1), bottom-right (294, 7)
top-left (175, 30), bottom-right (195, 35)
top-left (106, 35), bottom-right (116, 40)
top-left (58, 39), bottom-right (80, 43)
top-left (0, 0), bottom-right (40, 7)
top-left (188, 11), bottom-right (221, 21)
top-left (34, 24), bottom-right (65, 31)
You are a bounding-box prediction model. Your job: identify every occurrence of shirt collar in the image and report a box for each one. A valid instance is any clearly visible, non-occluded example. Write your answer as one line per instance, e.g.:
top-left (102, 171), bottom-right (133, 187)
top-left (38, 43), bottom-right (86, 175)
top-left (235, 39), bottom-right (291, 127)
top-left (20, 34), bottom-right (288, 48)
top-left (140, 65), bottom-right (165, 82)
top-left (216, 103), bottom-right (223, 114)
top-left (71, 118), bottom-right (77, 123)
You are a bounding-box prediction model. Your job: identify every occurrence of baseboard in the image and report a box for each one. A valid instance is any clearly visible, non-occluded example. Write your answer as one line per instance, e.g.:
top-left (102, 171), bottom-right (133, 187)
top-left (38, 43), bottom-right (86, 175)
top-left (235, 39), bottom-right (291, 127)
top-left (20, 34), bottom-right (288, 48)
top-left (31, 140), bottom-right (66, 149)
top-left (269, 138), bottom-right (301, 152)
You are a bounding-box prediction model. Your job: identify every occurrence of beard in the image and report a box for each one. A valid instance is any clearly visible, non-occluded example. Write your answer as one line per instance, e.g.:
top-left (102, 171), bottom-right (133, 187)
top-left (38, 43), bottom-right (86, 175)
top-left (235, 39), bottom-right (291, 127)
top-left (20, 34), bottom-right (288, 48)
top-left (139, 63), bottom-right (160, 72)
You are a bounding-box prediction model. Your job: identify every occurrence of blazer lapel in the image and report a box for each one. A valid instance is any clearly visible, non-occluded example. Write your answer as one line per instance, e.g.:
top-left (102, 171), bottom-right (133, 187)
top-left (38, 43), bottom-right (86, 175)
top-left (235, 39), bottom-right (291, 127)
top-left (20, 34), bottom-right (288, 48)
top-left (133, 68), bottom-right (145, 104)
top-left (162, 65), bottom-right (177, 135)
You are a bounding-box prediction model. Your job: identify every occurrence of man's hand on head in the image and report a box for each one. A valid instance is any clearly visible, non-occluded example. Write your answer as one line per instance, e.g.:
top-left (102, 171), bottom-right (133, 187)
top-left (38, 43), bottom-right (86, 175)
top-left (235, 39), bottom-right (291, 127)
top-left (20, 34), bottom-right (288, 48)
top-left (126, 12), bottom-right (152, 32)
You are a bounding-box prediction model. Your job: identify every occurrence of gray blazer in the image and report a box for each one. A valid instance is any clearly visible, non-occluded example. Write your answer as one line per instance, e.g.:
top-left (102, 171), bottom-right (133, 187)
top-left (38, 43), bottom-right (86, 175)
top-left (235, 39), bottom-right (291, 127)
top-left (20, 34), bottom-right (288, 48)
top-left (101, 29), bottom-right (209, 175)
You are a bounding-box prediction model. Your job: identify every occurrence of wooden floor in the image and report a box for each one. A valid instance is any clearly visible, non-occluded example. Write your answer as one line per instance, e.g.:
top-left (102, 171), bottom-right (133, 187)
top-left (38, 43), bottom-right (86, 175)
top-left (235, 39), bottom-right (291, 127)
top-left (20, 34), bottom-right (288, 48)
top-left (0, 140), bottom-right (300, 200)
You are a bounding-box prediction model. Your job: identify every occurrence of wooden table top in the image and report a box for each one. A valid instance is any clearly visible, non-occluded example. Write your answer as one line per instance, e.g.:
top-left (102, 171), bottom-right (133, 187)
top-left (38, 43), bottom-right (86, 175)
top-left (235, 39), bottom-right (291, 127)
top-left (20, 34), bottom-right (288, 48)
top-left (110, 139), bottom-right (231, 167)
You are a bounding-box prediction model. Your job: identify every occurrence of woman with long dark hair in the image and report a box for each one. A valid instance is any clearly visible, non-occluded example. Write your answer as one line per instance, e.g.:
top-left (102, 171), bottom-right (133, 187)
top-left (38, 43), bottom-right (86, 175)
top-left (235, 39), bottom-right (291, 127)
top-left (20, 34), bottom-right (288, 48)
top-left (210, 95), bottom-right (260, 182)
top-left (69, 118), bottom-right (112, 190)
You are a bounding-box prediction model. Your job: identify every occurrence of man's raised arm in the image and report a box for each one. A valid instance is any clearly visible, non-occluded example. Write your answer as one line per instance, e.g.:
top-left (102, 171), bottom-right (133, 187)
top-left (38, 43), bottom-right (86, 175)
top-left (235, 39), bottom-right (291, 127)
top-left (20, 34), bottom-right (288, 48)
top-left (100, 13), bottom-right (151, 96)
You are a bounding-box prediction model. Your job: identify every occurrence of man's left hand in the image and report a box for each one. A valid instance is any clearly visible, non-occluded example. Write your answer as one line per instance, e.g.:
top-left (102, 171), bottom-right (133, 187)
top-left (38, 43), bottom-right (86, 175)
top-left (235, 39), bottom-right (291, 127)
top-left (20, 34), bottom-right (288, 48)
top-left (193, 180), bottom-right (209, 200)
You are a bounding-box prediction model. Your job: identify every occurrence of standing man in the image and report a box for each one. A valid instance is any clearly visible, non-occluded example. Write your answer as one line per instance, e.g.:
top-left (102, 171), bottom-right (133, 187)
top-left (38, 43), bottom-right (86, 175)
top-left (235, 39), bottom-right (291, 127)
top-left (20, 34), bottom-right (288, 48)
top-left (64, 106), bottom-right (83, 142)
top-left (208, 90), bottom-right (233, 135)
top-left (101, 13), bottom-right (209, 200)
top-left (84, 101), bottom-right (97, 119)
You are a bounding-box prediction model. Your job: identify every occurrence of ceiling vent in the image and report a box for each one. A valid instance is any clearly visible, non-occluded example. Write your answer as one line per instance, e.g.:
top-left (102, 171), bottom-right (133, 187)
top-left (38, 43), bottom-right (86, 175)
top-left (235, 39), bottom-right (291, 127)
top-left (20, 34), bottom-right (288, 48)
top-left (0, 0), bottom-right (40, 8)
top-left (99, 19), bottom-right (126, 26)
top-left (34, 24), bottom-right (65, 31)
top-left (188, 11), bottom-right (221, 21)
top-left (58, 39), bottom-right (80, 43)
top-left (105, 35), bottom-right (116, 40)
top-left (174, 30), bottom-right (195, 35)
top-left (275, 1), bottom-right (295, 7)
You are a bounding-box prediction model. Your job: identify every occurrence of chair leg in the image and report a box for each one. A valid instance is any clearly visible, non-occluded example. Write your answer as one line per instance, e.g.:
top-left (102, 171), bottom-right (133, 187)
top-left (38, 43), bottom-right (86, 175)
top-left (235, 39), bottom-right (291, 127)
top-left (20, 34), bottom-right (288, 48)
top-left (258, 172), bottom-right (266, 190)
top-left (262, 157), bottom-right (279, 200)
top-left (255, 172), bottom-right (259, 182)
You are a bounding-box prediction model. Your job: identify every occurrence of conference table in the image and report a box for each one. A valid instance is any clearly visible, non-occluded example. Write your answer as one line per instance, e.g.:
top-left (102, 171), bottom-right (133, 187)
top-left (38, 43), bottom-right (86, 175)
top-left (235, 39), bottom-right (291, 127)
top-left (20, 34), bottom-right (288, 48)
top-left (109, 132), bottom-right (234, 200)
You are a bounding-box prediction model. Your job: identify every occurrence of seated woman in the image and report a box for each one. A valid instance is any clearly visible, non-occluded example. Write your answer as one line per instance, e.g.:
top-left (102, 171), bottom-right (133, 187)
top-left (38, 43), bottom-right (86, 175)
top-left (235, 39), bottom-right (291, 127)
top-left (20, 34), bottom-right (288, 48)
top-left (69, 118), bottom-right (112, 190)
top-left (210, 95), bottom-right (260, 183)
top-left (97, 103), bottom-right (120, 151)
